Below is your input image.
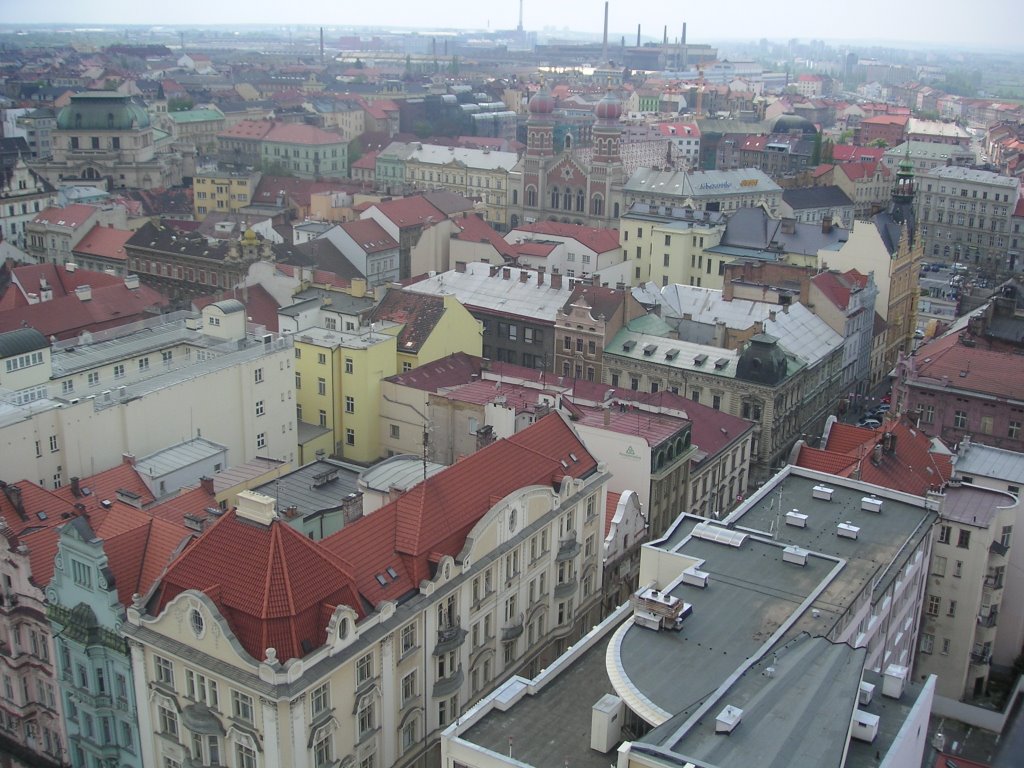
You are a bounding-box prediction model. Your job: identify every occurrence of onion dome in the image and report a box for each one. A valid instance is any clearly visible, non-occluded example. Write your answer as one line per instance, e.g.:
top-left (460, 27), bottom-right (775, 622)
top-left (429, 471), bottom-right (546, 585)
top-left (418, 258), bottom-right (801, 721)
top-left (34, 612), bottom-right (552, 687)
top-left (595, 90), bottom-right (622, 121)
top-left (528, 86), bottom-right (555, 115)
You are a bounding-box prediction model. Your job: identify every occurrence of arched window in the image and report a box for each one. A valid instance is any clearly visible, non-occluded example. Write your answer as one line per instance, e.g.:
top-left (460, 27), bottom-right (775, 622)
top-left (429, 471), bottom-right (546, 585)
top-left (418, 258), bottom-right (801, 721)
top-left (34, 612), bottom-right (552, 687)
top-left (512, 189), bottom-right (518, 205)
top-left (563, 189), bottom-right (572, 210)
top-left (576, 190), bottom-right (585, 212)
top-left (526, 186), bottom-right (536, 207)
top-left (510, 214), bottom-right (520, 228)
top-left (550, 186), bottom-right (559, 209)
top-left (613, 202), bottom-right (620, 218)
top-left (564, 134), bottom-right (572, 151)
top-left (591, 194), bottom-right (604, 216)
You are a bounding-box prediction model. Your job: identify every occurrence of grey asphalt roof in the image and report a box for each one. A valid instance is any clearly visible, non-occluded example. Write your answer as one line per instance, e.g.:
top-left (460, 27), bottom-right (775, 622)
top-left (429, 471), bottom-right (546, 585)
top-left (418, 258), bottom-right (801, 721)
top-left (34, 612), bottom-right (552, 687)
top-left (939, 484), bottom-right (1016, 529)
top-left (656, 284), bottom-right (843, 368)
top-left (955, 442), bottom-right (1024, 484)
top-left (212, 457), bottom-right (286, 494)
top-left (359, 454), bottom-right (446, 492)
top-left (845, 670), bottom-right (929, 768)
top-left (134, 437), bottom-right (227, 479)
top-left (721, 206), bottom-right (849, 255)
top-left (649, 635), bottom-right (866, 768)
top-left (782, 185), bottom-right (854, 210)
top-left (406, 143), bottom-right (518, 171)
top-left (625, 167), bottom-right (781, 199)
top-left (924, 166), bottom-right (1020, 188)
top-left (253, 458), bottom-right (359, 519)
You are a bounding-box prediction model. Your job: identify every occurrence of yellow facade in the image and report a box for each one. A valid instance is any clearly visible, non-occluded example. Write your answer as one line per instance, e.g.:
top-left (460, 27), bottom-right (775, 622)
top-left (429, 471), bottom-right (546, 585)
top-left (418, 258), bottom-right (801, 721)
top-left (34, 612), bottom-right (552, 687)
top-left (405, 157), bottom-right (513, 230)
top-left (192, 170), bottom-right (260, 221)
top-left (622, 214), bottom-right (726, 288)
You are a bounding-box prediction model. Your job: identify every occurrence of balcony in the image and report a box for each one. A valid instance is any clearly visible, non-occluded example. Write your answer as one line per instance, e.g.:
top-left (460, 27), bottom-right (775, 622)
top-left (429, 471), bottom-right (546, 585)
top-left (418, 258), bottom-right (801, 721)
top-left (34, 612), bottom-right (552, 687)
top-left (553, 577), bottom-right (578, 599)
top-left (431, 666), bottom-right (463, 699)
top-left (556, 538), bottom-right (580, 563)
top-left (989, 540), bottom-right (1009, 557)
top-left (970, 648), bottom-right (992, 665)
top-left (433, 623), bottom-right (467, 656)
top-left (501, 617), bottom-right (524, 642)
top-left (977, 611), bottom-right (999, 628)
top-left (983, 574), bottom-right (1004, 591)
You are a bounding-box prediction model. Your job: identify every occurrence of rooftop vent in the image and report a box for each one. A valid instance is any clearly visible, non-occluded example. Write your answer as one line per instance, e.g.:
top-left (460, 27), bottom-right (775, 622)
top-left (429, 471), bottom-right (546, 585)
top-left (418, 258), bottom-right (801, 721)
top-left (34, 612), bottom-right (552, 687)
top-left (643, 344), bottom-right (658, 356)
top-left (783, 545), bottom-right (808, 566)
top-left (235, 490), bottom-right (277, 526)
top-left (630, 585), bottom-right (693, 631)
top-left (882, 664), bottom-right (908, 699)
top-left (715, 705), bottom-right (744, 734)
top-left (622, 340), bottom-right (636, 351)
top-left (682, 566), bottom-right (709, 588)
top-left (858, 681), bottom-right (875, 706)
top-left (665, 348), bottom-right (680, 360)
top-left (785, 509), bottom-right (807, 528)
top-left (861, 496), bottom-right (883, 513)
top-left (694, 353), bottom-right (708, 365)
top-left (837, 522), bottom-right (860, 540)
top-left (851, 710), bottom-right (880, 743)
top-left (714, 357), bottom-right (729, 369)
top-left (812, 484), bottom-right (834, 501)
top-left (312, 468), bottom-right (338, 487)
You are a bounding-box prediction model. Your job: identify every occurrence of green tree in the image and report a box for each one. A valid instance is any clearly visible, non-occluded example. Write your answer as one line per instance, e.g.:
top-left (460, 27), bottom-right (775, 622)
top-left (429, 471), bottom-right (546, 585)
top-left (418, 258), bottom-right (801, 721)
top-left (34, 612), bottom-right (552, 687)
top-left (822, 139), bottom-right (834, 164)
top-left (168, 97), bottom-right (194, 112)
top-left (811, 132), bottom-right (823, 165)
top-left (870, 138), bottom-right (888, 148)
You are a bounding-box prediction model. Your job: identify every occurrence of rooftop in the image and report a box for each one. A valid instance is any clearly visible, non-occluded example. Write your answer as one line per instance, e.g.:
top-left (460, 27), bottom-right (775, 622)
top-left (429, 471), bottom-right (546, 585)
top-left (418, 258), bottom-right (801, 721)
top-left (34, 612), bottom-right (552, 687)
top-left (253, 459), bottom-right (359, 521)
top-left (924, 166), bottom-right (1020, 188)
top-left (625, 167), bottom-right (781, 198)
top-left (508, 221), bottom-right (621, 254)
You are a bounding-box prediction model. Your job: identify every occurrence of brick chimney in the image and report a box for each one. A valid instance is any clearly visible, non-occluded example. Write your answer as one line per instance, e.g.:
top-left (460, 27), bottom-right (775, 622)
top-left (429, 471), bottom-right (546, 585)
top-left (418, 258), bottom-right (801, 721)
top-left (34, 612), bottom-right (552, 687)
top-left (200, 476), bottom-right (215, 495)
top-left (537, 265), bottom-right (545, 286)
top-left (489, 265), bottom-right (500, 277)
top-left (822, 214), bottom-right (833, 234)
top-left (550, 268), bottom-right (562, 290)
top-left (502, 267), bottom-right (511, 280)
top-left (520, 269), bottom-right (529, 283)
top-left (455, 261), bottom-right (467, 273)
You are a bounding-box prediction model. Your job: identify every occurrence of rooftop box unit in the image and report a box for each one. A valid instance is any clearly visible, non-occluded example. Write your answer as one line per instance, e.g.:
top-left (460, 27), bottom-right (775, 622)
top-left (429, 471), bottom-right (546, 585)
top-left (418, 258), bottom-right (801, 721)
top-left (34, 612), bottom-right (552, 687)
top-left (682, 566), bottom-right (709, 588)
top-left (851, 709), bottom-right (879, 743)
top-left (882, 664), bottom-right (908, 699)
top-left (631, 586), bottom-right (693, 631)
top-left (837, 522), bottom-right (859, 539)
top-left (715, 705), bottom-right (743, 734)
top-left (861, 496), bottom-right (883, 513)
top-left (783, 545), bottom-right (808, 566)
top-left (812, 485), bottom-right (834, 501)
top-left (786, 509), bottom-right (807, 528)
top-left (622, 340), bottom-right (636, 351)
top-left (590, 694), bottom-right (624, 753)
top-left (858, 681), bottom-right (875, 706)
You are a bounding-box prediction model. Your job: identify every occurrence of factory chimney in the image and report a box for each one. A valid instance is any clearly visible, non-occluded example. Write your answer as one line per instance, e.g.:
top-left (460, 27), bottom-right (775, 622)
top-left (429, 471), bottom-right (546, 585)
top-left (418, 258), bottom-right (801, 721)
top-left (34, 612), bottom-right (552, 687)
top-left (320, 27), bottom-right (324, 63)
top-left (602, 2), bottom-right (609, 64)
top-left (637, 24), bottom-right (641, 47)
top-left (518, 0), bottom-right (524, 33)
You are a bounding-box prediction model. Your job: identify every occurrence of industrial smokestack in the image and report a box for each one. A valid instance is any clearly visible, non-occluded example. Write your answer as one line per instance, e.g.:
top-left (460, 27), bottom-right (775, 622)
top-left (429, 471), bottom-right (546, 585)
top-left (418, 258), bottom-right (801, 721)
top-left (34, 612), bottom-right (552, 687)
top-left (518, 0), bottom-right (524, 32)
top-left (602, 1), bottom-right (609, 64)
top-left (664, 26), bottom-right (668, 45)
top-left (637, 24), bottom-right (641, 47)
top-left (682, 22), bottom-right (688, 69)
top-left (320, 27), bottom-right (324, 63)
top-left (682, 22), bottom-right (687, 45)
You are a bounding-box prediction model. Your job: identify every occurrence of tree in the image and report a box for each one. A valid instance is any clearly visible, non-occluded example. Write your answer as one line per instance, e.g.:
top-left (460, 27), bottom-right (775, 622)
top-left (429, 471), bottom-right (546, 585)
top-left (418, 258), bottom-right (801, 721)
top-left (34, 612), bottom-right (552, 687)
top-left (811, 132), bottom-right (823, 165)
top-left (870, 138), bottom-right (888, 148)
top-left (168, 97), bottom-right (194, 112)
top-left (822, 139), bottom-right (834, 164)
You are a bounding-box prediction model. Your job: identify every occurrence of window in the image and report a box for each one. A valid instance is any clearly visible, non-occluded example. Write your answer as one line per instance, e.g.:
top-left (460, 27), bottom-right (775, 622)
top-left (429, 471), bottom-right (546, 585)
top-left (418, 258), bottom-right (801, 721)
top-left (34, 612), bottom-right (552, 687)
top-left (922, 404), bottom-right (935, 423)
top-left (295, 348), bottom-right (302, 359)
top-left (953, 410), bottom-right (968, 429)
top-left (920, 633), bottom-right (934, 654)
top-left (332, 681), bottom-right (366, 734)
top-left (345, 357), bottom-right (353, 374)
top-left (1009, 421), bottom-right (1021, 440)
top-left (317, 377), bottom-right (326, 396)
top-left (314, 731), bottom-right (333, 768)
top-left (158, 703), bottom-right (178, 737)
top-left (402, 718), bottom-right (418, 753)
top-left (438, 695), bottom-right (458, 727)
top-left (236, 742), bottom-right (257, 768)
top-left (254, 367), bottom-right (263, 383)
top-left (138, 357), bottom-right (150, 372)
top-left (947, 599), bottom-right (957, 617)
top-left (319, 409), bottom-right (327, 428)
top-left (346, 428), bottom-right (355, 446)
top-left (61, 379), bottom-right (74, 395)
top-left (295, 372), bottom-right (302, 389)
top-left (401, 670), bottom-right (417, 703)
top-left (311, 682), bottom-right (329, 718)
top-left (88, 371), bottom-right (99, 386)
top-left (356, 653), bottom-right (373, 685)
top-left (401, 623), bottom-right (416, 654)
top-left (926, 595), bottom-right (940, 616)
top-left (154, 655), bottom-right (174, 687)
top-left (953, 560), bottom-right (963, 578)
top-left (938, 525), bottom-right (951, 545)
top-left (232, 690), bottom-right (253, 723)
top-left (390, 424), bottom-right (400, 439)
top-left (256, 433), bottom-right (266, 450)
top-left (255, 400), bottom-right (265, 417)
top-left (49, 434), bottom-right (59, 452)
top-left (1000, 525), bottom-right (1012, 549)
top-left (71, 559), bottom-right (92, 588)
top-left (185, 669), bottom-right (219, 708)
top-left (957, 529), bottom-right (971, 549)
top-left (932, 555), bottom-right (947, 576)
top-left (318, 353), bottom-right (327, 365)
top-left (345, 396), bottom-right (355, 413)
top-left (113, 363), bottom-right (125, 379)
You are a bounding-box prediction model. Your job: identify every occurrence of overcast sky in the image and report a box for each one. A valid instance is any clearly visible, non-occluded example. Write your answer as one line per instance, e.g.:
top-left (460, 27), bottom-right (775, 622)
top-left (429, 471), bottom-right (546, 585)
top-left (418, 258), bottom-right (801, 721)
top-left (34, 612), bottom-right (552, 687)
top-left (9, 0), bottom-right (1020, 49)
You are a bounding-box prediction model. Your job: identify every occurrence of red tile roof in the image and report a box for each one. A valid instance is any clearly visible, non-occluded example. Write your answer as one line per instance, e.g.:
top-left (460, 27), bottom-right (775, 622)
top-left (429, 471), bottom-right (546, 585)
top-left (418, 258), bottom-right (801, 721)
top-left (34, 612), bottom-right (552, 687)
top-left (53, 461), bottom-right (155, 512)
top-left (72, 224), bottom-right (134, 262)
top-left (192, 284), bottom-right (281, 332)
top-left (217, 119), bottom-right (277, 140)
top-left (838, 161), bottom-right (890, 181)
top-left (860, 114), bottom-right (910, 127)
top-left (251, 176), bottom-right (351, 209)
top-left (510, 221), bottom-right (620, 254)
top-left (351, 150), bottom-right (379, 171)
top-left (323, 413), bottom-right (597, 599)
top-left (365, 196), bottom-right (446, 229)
top-left (366, 288), bottom-right (446, 354)
top-left (911, 332), bottom-right (1024, 401)
top-left (605, 490), bottom-right (622, 537)
top-left (384, 352), bottom-right (483, 391)
top-left (32, 204), bottom-right (98, 229)
top-left (452, 214), bottom-right (515, 259)
top-left (831, 145), bottom-right (885, 163)
top-left (338, 218), bottom-right (398, 254)
top-left (151, 509), bottom-right (362, 663)
top-left (265, 122), bottom-right (346, 146)
top-left (794, 417), bottom-right (952, 496)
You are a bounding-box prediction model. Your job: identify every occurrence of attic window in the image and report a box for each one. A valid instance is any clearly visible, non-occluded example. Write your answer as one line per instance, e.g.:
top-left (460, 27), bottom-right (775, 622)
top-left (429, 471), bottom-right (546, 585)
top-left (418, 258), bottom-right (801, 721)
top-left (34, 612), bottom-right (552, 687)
top-left (36, 511), bottom-right (48, 521)
top-left (622, 340), bottom-right (636, 351)
top-left (375, 574), bottom-right (388, 586)
top-left (643, 344), bottom-right (658, 356)
top-left (694, 353), bottom-right (708, 365)
top-left (666, 349), bottom-right (680, 360)
top-left (714, 358), bottom-right (729, 369)
top-left (386, 567), bottom-right (399, 580)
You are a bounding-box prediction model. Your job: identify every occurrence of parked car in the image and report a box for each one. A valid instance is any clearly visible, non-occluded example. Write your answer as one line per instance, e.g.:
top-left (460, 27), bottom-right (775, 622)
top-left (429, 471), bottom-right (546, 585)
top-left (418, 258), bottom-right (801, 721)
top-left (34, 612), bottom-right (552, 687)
top-left (857, 418), bottom-right (882, 429)
top-left (874, 403), bottom-right (891, 414)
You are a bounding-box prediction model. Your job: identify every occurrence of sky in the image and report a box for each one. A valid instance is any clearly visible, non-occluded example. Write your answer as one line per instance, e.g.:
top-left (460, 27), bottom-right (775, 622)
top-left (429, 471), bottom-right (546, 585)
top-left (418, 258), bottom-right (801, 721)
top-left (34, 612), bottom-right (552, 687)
top-left (6, 0), bottom-right (1021, 49)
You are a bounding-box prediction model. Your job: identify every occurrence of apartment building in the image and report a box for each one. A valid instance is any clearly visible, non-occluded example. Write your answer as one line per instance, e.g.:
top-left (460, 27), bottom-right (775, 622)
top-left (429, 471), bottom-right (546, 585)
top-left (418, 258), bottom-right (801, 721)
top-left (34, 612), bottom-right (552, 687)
top-left (123, 414), bottom-right (611, 768)
top-left (192, 169), bottom-right (261, 221)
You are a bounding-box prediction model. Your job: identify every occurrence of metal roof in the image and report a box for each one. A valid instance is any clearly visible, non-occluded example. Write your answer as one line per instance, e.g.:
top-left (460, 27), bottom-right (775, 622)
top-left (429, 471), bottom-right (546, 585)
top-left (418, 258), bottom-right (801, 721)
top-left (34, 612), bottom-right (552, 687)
top-left (955, 441), bottom-right (1024, 484)
top-left (253, 459), bottom-right (360, 519)
top-left (134, 437), bottom-right (228, 479)
top-left (0, 327), bottom-right (48, 359)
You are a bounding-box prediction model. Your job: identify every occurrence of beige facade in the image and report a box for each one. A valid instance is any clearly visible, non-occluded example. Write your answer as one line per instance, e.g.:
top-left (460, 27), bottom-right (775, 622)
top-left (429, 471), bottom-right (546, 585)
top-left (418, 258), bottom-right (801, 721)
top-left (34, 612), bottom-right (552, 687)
top-left (404, 146), bottom-right (517, 230)
top-left (0, 306), bottom-right (297, 488)
top-left (619, 205), bottom-right (726, 288)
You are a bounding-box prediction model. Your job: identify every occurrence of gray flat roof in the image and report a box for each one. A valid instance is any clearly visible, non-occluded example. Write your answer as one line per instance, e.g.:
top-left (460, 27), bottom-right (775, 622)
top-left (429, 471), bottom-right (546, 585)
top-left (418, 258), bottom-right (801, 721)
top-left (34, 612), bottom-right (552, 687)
top-left (253, 458), bottom-right (359, 519)
top-left (359, 454), bottom-right (446, 492)
top-left (134, 437), bottom-right (227, 479)
top-left (939, 484), bottom-right (1016, 529)
top-left (955, 442), bottom-right (1024, 485)
top-left (845, 670), bottom-right (930, 768)
top-left (212, 457), bottom-right (287, 493)
top-left (461, 625), bottom-right (620, 768)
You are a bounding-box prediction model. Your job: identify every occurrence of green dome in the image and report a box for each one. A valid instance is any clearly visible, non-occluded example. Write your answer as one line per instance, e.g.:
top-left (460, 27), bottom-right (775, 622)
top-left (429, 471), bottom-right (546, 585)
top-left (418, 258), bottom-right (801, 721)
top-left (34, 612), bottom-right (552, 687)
top-left (56, 91), bottom-right (151, 131)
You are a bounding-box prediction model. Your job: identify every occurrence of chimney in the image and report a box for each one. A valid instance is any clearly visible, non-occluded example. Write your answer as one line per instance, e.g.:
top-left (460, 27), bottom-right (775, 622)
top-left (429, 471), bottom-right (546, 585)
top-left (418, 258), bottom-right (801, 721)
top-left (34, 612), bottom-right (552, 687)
top-left (603, 406), bottom-right (610, 425)
top-left (124, 274), bottom-right (140, 289)
top-left (122, 452), bottom-right (136, 466)
top-left (551, 270), bottom-right (563, 289)
top-left (235, 490), bottom-right (277, 526)
top-left (502, 267), bottom-right (511, 280)
top-left (70, 477), bottom-right (82, 497)
top-left (75, 284), bottom-right (92, 302)
top-left (490, 265), bottom-right (500, 277)
top-left (65, 262), bottom-right (77, 273)
top-left (637, 24), bottom-right (641, 47)
top-left (768, 309), bottom-right (777, 322)
top-left (455, 261), bottom-right (467, 273)
top-left (602, 1), bottom-right (609, 63)
top-left (200, 476), bottom-right (214, 495)
top-left (3, 484), bottom-right (25, 519)
top-left (520, 270), bottom-right (529, 283)
top-left (537, 265), bottom-right (545, 286)
top-left (821, 214), bottom-right (833, 234)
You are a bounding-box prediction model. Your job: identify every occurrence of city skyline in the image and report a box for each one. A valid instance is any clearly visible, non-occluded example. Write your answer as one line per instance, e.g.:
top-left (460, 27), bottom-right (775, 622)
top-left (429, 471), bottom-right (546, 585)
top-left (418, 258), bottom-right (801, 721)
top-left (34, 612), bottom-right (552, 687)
top-left (5, 0), bottom-right (1021, 50)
